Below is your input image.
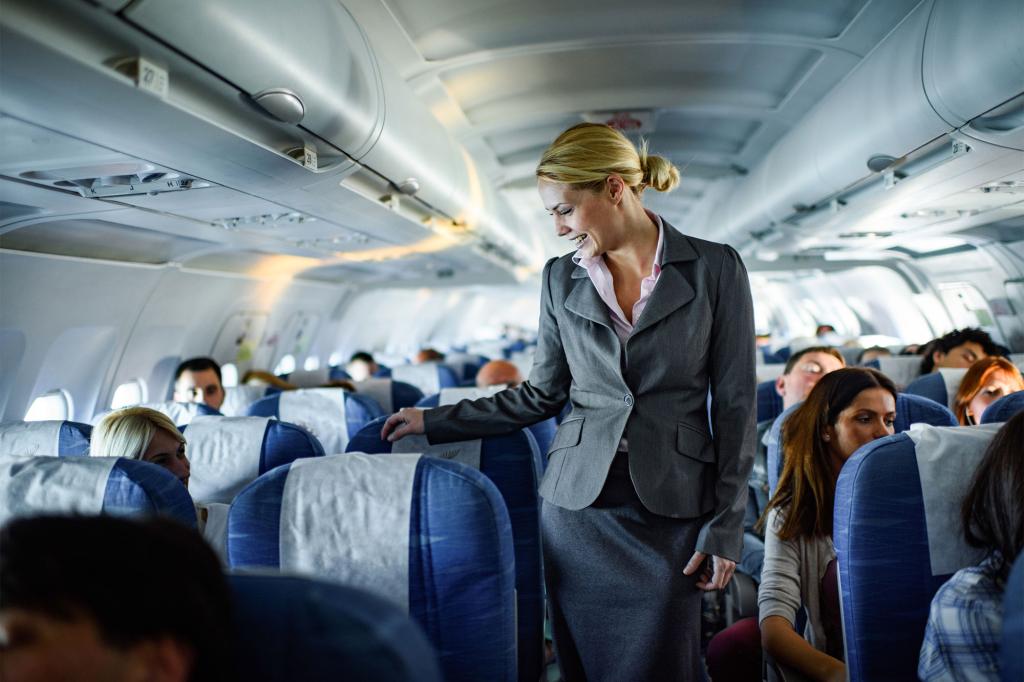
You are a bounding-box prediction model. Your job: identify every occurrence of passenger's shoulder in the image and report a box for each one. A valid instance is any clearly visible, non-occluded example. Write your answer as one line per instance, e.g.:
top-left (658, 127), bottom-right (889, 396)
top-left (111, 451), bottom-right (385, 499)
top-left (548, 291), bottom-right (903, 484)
top-left (934, 562), bottom-right (1002, 607)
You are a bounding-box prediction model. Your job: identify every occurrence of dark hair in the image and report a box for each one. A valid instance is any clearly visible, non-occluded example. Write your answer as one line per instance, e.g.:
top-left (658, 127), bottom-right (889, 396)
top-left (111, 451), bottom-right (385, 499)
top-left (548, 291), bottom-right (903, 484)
top-left (349, 351), bottom-right (375, 364)
top-left (762, 367), bottom-right (898, 541)
top-left (919, 328), bottom-right (999, 374)
top-left (0, 515), bottom-right (233, 681)
top-left (173, 357), bottom-right (223, 384)
top-left (782, 346), bottom-right (845, 375)
top-left (961, 412), bottom-right (1024, 582)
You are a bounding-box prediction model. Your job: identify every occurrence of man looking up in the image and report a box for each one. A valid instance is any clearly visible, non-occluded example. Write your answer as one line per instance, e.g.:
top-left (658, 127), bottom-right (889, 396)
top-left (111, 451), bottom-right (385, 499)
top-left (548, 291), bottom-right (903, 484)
top-left (172, 357), bottom-right (225, 412)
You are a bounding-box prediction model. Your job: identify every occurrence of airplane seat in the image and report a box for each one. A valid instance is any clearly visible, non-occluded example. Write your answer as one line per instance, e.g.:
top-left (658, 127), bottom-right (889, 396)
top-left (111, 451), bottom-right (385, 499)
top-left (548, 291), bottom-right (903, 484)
top-left (94, 401), bottom-right (222, 427)
top-left (416, 388), bottom-right (558, 461)
top-left (228, 573), bottom-right (443, 682)
top-left (502, 340), bottom-right (527, 359)
top-left (756, 363), bottom-right (787, 384)
top-left (903, 368), bottom-right (968, 410)
top-left (228, 453), bottom-right (517, 682)
top-left (767, 393), bottom-right (957, 494)
top-left (287, 367), bottom-right (330, 388)
top-left (244, 388), bottom-right (369, 454)
top-left (355, 378), bottom-right (425, 413)
top-left (347, 415), bottom-right (545, 682)
top-left (391, 364), bottom-right (445, 396)
top-left (0, 420), bottom-right (92, 456)
top-left (436, 364), bottom-right (460, 389)
top-left (834, 423), bottom-right (1000, 682)
top-left (872, 356), bottom-right (924, 390)
top-left (980, 390), bottom-right (1024, 424)
top-left (443, 353), bottom-right (489, 383)
top-left (1003, 552), bottom-right (1024, 682)
top-left (373, 365), bottom-right (393, 378)
top-left (219, 385), bottom-right (271, 417)
top-left (328, 366), bottom-right (352, 381)
top-left (756, 380), bottom-right (784, 424)
top-left (893, 393), bottom-right (957, 432)
top-left (181, 416), bottom-right (324, 504)
top-left (0, 454), bottom-right (197, 529)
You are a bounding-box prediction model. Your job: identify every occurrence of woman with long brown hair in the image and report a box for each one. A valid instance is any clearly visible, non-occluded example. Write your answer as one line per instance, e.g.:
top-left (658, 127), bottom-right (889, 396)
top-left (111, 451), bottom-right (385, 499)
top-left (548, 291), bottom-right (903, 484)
top-left (951, 356), bottom-right (1024, 425)
top-left (758, 367), bottom-right (897, 682)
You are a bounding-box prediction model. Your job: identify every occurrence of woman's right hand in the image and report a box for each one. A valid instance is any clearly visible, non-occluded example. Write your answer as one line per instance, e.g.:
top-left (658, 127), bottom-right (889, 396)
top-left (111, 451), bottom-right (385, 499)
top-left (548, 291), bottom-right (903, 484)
top-left (381, 408), bottom-right (426, 442)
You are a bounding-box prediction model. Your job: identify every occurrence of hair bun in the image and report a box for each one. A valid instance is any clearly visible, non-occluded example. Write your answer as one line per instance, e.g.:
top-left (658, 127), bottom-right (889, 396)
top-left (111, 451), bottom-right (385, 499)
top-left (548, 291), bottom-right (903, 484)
top-left (640, 153), bottom-right (680, 193)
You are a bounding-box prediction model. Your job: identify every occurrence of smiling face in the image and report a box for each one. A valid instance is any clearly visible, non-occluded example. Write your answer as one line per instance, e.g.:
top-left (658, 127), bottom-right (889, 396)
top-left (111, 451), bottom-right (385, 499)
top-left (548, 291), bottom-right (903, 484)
top-left (538, 179), bottom-right (623, 259)
top-left (823, 387), bottom-right (896, 463)
top-left (142, 428), bottom-right (190, 489)
top-left (966, 369), bottom-right (1022, 424)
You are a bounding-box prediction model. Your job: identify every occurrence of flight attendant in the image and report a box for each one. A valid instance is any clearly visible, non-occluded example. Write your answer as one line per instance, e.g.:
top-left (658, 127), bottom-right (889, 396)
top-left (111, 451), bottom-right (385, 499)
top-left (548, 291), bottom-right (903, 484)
top-left (383, 122), bottom-right (756, 681)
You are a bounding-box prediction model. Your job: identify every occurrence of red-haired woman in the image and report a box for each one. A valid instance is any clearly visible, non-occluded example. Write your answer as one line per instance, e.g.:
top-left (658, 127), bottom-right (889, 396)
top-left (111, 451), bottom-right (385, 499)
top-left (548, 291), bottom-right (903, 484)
top-left (952, 356), bottom-right (1023, 425)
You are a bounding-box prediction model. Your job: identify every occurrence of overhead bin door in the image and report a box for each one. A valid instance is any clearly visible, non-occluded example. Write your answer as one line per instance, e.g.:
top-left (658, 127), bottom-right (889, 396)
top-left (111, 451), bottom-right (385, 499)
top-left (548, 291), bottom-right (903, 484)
top-left (922, 0), bottom-right (1024, 150)
top-left (124, 0), bottom-right (384, 160)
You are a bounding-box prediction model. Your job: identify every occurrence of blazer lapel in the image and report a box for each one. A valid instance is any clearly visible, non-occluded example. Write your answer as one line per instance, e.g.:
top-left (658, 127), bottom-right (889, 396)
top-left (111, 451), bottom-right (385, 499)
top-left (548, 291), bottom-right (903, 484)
top-left (564, 273), bottom-right (616, 331)
top-left (629, 220), bottom-right (699, 338)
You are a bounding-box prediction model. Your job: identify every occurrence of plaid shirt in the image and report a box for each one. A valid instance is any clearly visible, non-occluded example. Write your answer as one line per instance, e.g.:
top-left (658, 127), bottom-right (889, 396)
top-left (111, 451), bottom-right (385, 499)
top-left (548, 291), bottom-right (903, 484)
top-left (919, 554), bottom-right (1004, 681)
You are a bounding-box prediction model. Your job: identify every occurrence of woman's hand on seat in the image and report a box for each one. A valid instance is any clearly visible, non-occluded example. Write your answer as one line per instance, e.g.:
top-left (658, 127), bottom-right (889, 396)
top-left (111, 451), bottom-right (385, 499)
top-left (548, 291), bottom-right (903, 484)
top-left (683, 551), bottom-right (736, 590)
top-left (381, 408), bottom-right (425, 442)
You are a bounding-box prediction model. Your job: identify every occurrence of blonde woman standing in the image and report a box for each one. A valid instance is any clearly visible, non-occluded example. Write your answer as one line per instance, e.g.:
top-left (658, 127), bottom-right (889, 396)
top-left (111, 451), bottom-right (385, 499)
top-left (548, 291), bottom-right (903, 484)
top-left (383, 123), bottom-right (756, 680)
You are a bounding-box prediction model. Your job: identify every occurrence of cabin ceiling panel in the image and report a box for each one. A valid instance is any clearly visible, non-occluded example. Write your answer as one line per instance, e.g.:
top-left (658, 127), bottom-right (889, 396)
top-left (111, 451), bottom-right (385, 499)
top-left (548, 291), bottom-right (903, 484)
top-left (386, 0), bottom-right (870, 62)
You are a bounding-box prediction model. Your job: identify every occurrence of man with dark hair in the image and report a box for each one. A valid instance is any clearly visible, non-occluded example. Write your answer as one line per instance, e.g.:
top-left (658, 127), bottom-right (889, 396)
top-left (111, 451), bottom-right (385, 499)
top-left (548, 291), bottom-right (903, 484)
top-left (0, 515), bottom-right (233, 682)
top-left (173, 357), bottom-right (225, 411)
top-left (345, 351), bottom-right (380, 382)
top-left (919, 328), bottom-right (999, 374)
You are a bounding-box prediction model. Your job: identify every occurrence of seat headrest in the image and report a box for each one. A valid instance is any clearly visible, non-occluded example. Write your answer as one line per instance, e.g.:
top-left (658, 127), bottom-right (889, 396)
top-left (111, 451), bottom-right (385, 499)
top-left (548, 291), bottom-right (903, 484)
top-left (0, 455), bottom-right (196, 528)
top-left (980, 390), bottom-right (1024, 424)
top-left (0, 420), bottom-right (92, 456)
top-left (181, 416), bottom-right (272, 504)
top-left (95, 401), bottom-right (221, 426)
top-left (391, 364), bottom-right (442, 395)
top-left (894, 393), bottom-right (957, 432)
top-left (219, 385), bottom-right (269, 417)
top-left (875, 356), bottom-right (924, 390)
top-left (229, 574), bottom-right (442, 682)
top-left (245, 390), bottom-right (349, 454)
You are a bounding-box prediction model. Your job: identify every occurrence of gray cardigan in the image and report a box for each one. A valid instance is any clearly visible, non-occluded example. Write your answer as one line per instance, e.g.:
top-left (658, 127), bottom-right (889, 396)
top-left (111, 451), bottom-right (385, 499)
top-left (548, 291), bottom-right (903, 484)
top-left (758, 508), bottom-right (837, 653)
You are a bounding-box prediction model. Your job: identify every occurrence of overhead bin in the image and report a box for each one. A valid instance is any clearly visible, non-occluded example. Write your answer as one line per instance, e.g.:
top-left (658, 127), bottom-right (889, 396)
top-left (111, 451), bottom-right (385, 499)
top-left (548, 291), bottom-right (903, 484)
top-left (123, 0), bottom-right (385, 160)
top-left (710, 0), bottom-right (1024, 246)
top-left (923, 0), bottom-right (1024, 150)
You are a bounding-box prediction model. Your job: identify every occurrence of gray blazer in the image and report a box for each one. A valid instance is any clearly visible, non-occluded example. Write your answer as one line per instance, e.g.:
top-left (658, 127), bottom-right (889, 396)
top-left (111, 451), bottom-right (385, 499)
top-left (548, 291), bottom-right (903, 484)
top-left (424, 219), bottom-right (756, 560)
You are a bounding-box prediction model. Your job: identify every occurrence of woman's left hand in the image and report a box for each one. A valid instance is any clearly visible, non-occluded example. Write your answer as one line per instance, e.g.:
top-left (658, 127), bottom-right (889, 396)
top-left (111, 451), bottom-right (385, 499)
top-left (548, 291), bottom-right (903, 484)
top-left (683, 551), bottom-right (736, 591)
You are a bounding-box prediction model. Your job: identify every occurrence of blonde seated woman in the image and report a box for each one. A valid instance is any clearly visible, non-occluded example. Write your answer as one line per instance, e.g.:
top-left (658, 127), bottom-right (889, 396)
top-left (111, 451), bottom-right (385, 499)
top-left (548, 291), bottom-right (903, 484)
top-left (90, 407), bottom-right (229, 558)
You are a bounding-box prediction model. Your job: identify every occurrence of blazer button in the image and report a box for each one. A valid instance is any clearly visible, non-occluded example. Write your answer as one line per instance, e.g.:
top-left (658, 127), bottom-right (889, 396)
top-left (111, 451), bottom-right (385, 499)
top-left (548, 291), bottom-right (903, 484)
top-left (624, 394), bottom-right (634, 407)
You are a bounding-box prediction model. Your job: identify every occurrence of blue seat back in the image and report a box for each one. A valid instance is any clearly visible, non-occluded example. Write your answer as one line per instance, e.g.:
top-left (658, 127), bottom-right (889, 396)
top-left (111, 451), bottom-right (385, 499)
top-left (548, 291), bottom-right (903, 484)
top-left (904, 368), bottom-right (968, 410)
top-left (834, 425), bottom-right (999, 681)
top-left (181, 416), bottom-right (324, 503)
top-left (348, 416), bottom-right (544, 682)
top-left (0, 454), bottom-right (196, 528)
top-left (0, 420), bottom-right (92, 456)
top-left (219, 385), bottom-right (271, 417)
top-left (756, 380), bottom-right (784, 424)
top-left (229, 574), bottom-right (442, 682)
top-left (1004, 553), bottom-right (1024, 682)
top-left (245, 389), bottom-right (376, 452)
top-left (768, 394), bottom-right (957, 493)
top-left (981, 390), bottom-right (1024, 424)
top-left (229, 454), bottom-right (516, 682)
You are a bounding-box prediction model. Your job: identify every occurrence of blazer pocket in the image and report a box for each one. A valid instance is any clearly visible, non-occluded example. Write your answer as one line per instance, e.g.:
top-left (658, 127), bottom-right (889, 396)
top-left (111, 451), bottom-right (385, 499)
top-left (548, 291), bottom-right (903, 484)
top-left (676, 422), bottom-right (715, 463)
top-left (549, 417), bottom-right (584, 453)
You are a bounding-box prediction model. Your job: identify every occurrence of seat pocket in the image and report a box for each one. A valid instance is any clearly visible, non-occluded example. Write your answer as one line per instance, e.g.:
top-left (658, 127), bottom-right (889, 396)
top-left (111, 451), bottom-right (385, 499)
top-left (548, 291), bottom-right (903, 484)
top-left (676, 422), bottom-right (714, 463)
top-left (548, 417), bottom-right (584, 454)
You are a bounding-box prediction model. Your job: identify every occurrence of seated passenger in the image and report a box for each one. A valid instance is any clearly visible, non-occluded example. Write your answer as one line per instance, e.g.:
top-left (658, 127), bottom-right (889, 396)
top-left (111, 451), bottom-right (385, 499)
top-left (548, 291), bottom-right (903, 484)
top-left (90, 407), bottom-right (226, 550)
top-left (919, 411), bottom-right (1024, 681)
top-left (739, 347), bottom-right (846, 585)
top-left (0, 514), bottom-right (232, 682)
top-left (414, 348), bottom-right (445, 364)
top-left (345, 351), bottom-right (379, 382)
top-left (857, 345), bottom-right (892, 365)
top-left (952, 357), bottom-right (1024, 425)
top-left (919, 328), bottom-right (999, 375)
top-left (475, 360), bottom-right (524, 389)
top-left (172, 357), bottom-right (225, 412)
top-left (709, 368), bottom-right (895, 681)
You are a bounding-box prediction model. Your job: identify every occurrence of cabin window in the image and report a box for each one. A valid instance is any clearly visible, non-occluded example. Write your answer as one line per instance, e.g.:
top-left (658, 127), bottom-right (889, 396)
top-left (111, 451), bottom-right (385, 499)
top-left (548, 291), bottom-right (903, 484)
top-left (273, 354), bottom-right (296, 376)
top-left (328, 351), bottom-right (343, 367)
top-left (220, 363), bottom-right (239, 388)
top-left (303, 356), bottom-right (320, 372)
top-left (110, 378), bottom-right (148, 409)
top-left (24, 389), bottom-right (73, 422)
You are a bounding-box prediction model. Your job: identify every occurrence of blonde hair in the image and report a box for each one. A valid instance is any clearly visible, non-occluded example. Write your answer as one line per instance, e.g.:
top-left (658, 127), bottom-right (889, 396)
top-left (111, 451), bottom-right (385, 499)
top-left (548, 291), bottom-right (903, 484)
top-left (535, 122), bottom-right (680, 194)
top-left (90, 407), bottom-right (184, 459)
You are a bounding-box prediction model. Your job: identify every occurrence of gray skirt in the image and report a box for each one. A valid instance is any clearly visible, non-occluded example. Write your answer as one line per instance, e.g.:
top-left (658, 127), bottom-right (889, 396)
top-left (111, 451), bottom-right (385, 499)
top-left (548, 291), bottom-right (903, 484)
top-left (542, 452), bottom-right (707, 682)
